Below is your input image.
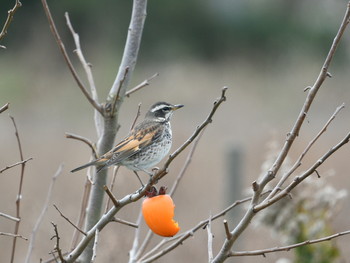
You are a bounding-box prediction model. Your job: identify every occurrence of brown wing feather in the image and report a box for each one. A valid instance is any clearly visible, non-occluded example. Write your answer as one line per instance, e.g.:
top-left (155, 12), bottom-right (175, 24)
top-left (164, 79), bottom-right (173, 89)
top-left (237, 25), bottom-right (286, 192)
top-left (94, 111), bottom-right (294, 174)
top-left (100, 121), bottom-right (162, 166)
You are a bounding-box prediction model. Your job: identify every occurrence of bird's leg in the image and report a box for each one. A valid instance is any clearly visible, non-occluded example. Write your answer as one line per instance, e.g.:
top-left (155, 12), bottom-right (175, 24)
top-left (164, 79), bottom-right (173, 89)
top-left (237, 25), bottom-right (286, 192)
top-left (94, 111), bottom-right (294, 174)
top-left (133, 171), bottom-right (144, 187)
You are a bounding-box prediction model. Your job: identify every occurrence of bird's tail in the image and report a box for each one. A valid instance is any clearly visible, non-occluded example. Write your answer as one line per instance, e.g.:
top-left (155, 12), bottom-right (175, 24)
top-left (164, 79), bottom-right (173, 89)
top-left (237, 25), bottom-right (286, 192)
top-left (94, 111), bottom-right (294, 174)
top-left (71, 158), bottom-right (107, 173)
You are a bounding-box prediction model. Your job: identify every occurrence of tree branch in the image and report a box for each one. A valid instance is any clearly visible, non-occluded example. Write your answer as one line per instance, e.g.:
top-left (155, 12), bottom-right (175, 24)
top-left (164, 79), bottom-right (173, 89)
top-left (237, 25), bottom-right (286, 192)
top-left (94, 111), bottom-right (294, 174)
top-left (41, 0), bottom-right (103, 115)
top-left (0, 232), bottom-right (27, 240)
top-left (0, 103), bottom-right (9, 113)
top-left (125, 72), bottom-right (158, 97)
top-left (53, 204), bottom-right (87, 236)
top-left (229, 229), bottom-right (350, 257)
top-left (51, 222), bottom-right (66, 263)
top-left (25, 165), bottom-right (63, 263)
top-left (212, 3), bottom-right (350, 262)
top-left (266, 103), bottom-right (345, 200)
top-left (0, 157), bottom-right (33, 174)
top-left (9, 115), bottom-right (26, 263)
top-left (65, 132), bottom-right (98, 159)
top-left (0, 212), bottom-right (20, 222)
top-left (255, 130), bottom-right (350, 211)
top-left (0, 0), bottom-right (22, 43)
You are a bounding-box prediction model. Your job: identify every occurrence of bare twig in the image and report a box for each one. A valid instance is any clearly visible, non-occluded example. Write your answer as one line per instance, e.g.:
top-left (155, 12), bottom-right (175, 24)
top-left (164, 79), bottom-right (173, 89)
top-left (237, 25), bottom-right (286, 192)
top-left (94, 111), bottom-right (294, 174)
top-left (111, 217), bottom-right (138, 228)
top-left (64, 12), bottom-right (104, 136)
top-left (223, 220), bottom-right (232, 240)
top-left (129, 211), bottom-right (146, 262)
top-left (25, 165), bottom-right (63, 263)
top-left (0, 103), bottom-right (9, 113)
top-left (9, 115), bottom-right (26, 263)
top-left (212, 4), bottom-right (350, 262)
top-left (51, 222), bottom-right (66, 263)
top-left (0, 0), bottom-right (22, 42)
top-left (0, 212), bottom-right (20, 222)
top-left (0, 157), bottom-right (33, 174)
top-left (65, 132), bottom-right (98, 159)
top-left (255, 131), bottom-right (350, 211)
top-left (229, 229), bottom-right (350, 257)
top-left (53, 204), bottom-right (87, 236)
top-left (156, 87), bottom-right (228, 183)
top-left (105, 166), bottom-right (120, 213)
top-left (111, 67), bottom-right (129, 115)
top-left (70, 177), bottom-right (91, 251)
top-left (103, 185), bottom-right (119, 207)
top-left (266, 103), bottom-right (345, 200)
top-left (125, 72), bottom-right (159, 97)
top-left (170, 128), bottom-right (205, 196)
top-left (207, 214), bottom-right (213, 263)
top-left (41, 0), bottom-right (103, 115)
top-left (91, 229), bottom-right (99, 262)
top-left (0, 232), bottom-right (27, 240)
top-left (65, 12), bottom-right (98, 102)
top-left (130, 103), bottom-right (142, 130)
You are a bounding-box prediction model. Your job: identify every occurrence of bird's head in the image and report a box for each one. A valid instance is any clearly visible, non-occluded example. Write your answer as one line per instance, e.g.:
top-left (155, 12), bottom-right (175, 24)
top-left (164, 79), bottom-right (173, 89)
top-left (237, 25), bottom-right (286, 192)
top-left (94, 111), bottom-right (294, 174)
top-left (146, 102), bottom-right (184, 122)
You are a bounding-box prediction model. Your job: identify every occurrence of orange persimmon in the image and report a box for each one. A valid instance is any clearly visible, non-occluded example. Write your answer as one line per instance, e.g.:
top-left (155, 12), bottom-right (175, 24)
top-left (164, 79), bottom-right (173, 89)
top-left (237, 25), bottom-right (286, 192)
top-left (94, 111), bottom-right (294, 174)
top-left (142, 194), bottom-right (180, 237)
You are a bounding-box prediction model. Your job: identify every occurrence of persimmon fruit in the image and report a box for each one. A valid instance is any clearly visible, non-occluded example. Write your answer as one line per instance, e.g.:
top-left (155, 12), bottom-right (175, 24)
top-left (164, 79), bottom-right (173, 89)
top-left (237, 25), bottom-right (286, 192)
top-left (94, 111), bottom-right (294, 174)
top-left (142, 194), bottom-right (180, 237)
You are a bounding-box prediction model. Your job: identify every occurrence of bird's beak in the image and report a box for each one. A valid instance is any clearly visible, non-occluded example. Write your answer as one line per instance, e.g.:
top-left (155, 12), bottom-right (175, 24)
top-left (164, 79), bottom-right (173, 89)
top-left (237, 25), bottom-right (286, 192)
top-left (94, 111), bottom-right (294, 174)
top-left (171, 104), bottom-right (184, 111)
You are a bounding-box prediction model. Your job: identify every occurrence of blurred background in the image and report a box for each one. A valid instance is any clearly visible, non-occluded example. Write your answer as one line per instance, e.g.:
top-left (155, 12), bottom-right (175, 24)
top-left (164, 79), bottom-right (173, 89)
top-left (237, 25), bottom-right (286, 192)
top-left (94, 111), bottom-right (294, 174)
top-left (1, 0), bottom-right (350, 262)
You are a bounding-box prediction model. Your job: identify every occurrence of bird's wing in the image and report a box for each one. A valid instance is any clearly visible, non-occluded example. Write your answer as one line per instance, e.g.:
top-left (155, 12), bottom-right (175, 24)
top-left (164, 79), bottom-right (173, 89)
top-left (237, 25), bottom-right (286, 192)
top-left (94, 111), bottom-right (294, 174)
top-left (100, 121), bottom-right (163, 165)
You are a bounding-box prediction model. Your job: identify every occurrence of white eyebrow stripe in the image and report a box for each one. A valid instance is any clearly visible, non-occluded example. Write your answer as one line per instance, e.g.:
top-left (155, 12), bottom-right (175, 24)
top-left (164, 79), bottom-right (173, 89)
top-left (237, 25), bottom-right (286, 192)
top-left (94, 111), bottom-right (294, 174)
top-left (150, 104), bottom-right (169, 112)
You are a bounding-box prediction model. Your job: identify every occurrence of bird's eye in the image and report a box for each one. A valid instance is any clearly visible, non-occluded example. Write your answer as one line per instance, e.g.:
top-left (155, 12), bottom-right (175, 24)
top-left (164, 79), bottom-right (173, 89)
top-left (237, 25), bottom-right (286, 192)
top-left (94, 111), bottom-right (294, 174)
top-left (162, 107), bottom-right (171, 112)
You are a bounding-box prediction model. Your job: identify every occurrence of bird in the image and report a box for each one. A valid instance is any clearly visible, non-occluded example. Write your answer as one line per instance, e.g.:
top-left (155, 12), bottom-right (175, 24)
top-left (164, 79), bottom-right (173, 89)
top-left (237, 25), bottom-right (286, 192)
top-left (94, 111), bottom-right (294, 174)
top-left (71, 102), bottom-right (183, 182)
